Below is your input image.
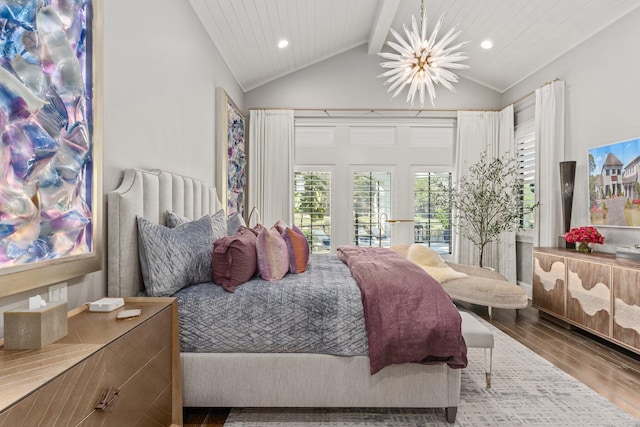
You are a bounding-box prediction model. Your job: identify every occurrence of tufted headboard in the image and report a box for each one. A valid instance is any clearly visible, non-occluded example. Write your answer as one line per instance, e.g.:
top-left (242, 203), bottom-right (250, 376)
top-left (107, 169), bottom-right (222, 297)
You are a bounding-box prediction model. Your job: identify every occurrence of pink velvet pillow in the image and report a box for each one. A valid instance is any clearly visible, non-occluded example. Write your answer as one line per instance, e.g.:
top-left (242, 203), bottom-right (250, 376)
top-left (274, 221), bottom-right (310, 273)
top-left (255, 224), bottom-right (289, 281)
top-left (212, 226), bottom-right (258, 292)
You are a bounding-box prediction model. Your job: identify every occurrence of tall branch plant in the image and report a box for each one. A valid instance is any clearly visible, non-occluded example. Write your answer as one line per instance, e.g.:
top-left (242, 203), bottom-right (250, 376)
top-left (443, 151), bottom-right (539, 268)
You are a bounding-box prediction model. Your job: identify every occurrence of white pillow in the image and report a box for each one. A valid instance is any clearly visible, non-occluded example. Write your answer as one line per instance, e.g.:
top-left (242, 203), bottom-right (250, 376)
top-left (405, 244), bottom-right (468, 283)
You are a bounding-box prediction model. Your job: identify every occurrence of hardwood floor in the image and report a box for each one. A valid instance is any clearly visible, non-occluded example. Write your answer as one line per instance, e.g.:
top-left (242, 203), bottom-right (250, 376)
top-left (183, 303), bottom-right (640, 426)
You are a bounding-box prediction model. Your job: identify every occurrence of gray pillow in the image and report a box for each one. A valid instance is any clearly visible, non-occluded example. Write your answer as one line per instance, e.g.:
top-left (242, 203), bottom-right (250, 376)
top-left (137, 215), bottom-right (218, 297)
top-left (166, 209), bottom-right (227, 239)
top-left (226, 212), bottom-right (246, 236)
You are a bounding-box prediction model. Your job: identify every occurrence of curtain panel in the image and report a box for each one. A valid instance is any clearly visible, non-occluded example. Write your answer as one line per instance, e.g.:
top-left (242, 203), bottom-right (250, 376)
top-left (534, 80), bottom-right (566, 247)
top-left (248, 110), bottom-right (295, 227)
top-left (454, 106), bottom-right (516, 281)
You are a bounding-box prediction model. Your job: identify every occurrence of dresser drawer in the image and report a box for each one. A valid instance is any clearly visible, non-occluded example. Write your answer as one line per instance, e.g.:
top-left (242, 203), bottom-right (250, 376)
top-left (0, 305), bottom-right (173, 427)
top-left (80, 307), bottom-right (173, 426)
top-left (0, 349), bottom-right (107, 426)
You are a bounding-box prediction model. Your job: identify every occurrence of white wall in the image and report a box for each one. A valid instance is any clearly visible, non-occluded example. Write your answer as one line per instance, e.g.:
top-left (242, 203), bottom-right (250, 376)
top-left (0, 0), bottom-right (242, 335)
top-left (246, 45), bottom-right (502, 111)
top-left (503, 6), bottom-right (640, 254)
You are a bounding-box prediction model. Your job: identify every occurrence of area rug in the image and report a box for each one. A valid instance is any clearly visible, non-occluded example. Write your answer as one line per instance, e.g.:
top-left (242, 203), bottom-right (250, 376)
top-left (223, 313), bottom-right (640, 426)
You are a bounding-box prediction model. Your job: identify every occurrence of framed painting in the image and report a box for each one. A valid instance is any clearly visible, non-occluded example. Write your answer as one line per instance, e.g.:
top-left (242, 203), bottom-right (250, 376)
top-left (588, 137), bottom-right (640, 227)
top-left (0, 0), bottom-right (103, 298)
top-left (215, 88), bottom-right (246, 218)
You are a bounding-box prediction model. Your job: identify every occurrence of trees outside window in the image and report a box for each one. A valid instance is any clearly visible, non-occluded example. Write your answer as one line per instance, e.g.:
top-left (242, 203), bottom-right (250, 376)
top-left (294, 172), bottom-right (331, 253)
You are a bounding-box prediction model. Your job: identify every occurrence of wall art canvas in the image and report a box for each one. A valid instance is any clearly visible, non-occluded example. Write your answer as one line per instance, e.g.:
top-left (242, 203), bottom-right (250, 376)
top-left (0, 0), bottom-right (102, 297)
top-left (588, 137), bottom-right (640, 227)
top-left (216, 88), bottom-right (246, 218)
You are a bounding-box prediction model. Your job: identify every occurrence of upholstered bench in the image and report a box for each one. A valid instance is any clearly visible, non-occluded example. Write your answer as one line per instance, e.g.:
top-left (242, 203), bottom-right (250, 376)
top-left (389, 244), bottom-right (529, 320)
top-left (444, 262), bottom-right (529, 320)
top-left (459, 311), bottom-right (494, 388)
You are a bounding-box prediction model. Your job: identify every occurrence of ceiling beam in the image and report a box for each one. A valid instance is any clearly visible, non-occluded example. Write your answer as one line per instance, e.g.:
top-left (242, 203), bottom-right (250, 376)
top-left (367, 0), bottom-right (401, 54)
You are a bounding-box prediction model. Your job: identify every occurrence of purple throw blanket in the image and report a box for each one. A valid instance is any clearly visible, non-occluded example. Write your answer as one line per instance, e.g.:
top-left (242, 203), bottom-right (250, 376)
top-left (337, 245), bottom-right (468, 374)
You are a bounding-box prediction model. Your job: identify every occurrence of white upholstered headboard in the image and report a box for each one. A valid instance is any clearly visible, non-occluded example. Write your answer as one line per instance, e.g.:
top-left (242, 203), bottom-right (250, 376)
top-left (107, 169), bottom-right (222, 297)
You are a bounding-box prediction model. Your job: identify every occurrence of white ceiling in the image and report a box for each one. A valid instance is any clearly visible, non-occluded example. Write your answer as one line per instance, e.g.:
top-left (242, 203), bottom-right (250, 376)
top-left (189, 0), bottom-right (640, 93)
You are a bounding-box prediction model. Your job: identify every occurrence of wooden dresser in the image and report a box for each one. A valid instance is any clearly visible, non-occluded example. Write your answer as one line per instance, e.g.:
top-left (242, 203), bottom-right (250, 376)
top-left (532, 247), bottom-right (640, 354)
top-left (0, 297), bottom-right (182, 426)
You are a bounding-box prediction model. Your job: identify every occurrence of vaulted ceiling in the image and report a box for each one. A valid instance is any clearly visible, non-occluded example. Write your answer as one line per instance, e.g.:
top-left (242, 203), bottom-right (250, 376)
top-left (189, 0), bottom-right (640, 93)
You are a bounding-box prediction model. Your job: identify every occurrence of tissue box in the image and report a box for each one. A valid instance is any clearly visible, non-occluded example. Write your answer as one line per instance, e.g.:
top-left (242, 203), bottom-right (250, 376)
top-left (4, 301), bottom-right (68, 350)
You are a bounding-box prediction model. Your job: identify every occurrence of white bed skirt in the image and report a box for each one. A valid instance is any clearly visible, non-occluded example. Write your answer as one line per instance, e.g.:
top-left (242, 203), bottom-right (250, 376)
top-left (182, 352), bottom-right (461, 409)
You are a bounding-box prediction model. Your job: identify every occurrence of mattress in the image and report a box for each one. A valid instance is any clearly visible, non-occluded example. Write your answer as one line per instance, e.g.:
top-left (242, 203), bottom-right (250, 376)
top-left (175, 254), bottom-right (369, 355)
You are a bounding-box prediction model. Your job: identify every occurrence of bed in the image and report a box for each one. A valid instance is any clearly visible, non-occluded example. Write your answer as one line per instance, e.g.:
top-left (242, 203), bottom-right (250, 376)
top-left (107, 168), bottom-right (465, 423)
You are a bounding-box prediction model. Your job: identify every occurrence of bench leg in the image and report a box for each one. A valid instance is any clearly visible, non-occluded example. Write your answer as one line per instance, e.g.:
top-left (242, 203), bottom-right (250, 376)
top-left (484, 347), bottom-right (493, 388)
top-left (445, 406), bottom-right (458, 423)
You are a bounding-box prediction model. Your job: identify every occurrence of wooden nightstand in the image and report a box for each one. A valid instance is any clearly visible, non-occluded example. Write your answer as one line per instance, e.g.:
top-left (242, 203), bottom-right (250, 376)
top-left (0, 297), bottom-right (182, 426)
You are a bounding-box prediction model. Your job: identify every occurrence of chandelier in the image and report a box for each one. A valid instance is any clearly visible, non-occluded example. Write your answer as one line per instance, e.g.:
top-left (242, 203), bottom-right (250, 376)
top-left (378, 0), bottom-right (469, 108)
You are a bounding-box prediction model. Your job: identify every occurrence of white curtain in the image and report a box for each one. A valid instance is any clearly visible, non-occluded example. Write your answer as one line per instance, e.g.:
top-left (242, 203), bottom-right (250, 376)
top-left (534, 80), bottom-right (565, 247)
top-left (248, 110), bottom-right (295, 227)
top-left (496, 105), bottom-right (516, 282)
top-left (454, 106), bottom-right (516, 281)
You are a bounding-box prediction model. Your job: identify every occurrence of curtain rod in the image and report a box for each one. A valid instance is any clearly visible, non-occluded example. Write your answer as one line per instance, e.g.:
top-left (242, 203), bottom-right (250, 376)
top-left (510, 78), bottom-right (560, 107)
top-left (246, 107), bottom-right (494, 114)
top-left (248, 78), bottom-right (560, 114)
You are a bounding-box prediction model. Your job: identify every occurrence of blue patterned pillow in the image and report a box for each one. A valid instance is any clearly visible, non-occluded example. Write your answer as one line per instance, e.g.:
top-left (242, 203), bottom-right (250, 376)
top-left (137, 215), bottom-right (219, 297)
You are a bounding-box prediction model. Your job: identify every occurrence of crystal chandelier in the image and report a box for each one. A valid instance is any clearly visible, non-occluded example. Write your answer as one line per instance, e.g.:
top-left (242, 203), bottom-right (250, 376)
top-left (378, 0), bottom-right (469, 108)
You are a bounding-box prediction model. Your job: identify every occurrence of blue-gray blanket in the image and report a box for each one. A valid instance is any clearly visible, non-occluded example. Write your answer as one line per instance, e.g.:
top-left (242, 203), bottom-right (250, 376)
top-left (175, 254), bottom-right (369, 355)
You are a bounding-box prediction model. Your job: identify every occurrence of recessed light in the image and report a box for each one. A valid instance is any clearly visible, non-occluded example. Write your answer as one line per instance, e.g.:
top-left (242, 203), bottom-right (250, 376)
top-left (278, 39), bottom-right (289, 49)
top-left (481, 40), bottom-right (493, 50)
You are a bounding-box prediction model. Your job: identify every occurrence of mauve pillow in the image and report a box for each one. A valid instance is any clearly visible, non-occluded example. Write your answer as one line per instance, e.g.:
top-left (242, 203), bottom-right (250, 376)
top-left (255, 224), bottom-right (289, 281)
top-left (274, 221), bottom-right (310, 273)
top-left (212, 226), bottom-right (258, 292)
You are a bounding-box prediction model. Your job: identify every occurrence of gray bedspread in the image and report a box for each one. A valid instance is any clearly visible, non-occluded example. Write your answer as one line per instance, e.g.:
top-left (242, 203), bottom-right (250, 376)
top-left (175, 254), bottom-right (369, 355)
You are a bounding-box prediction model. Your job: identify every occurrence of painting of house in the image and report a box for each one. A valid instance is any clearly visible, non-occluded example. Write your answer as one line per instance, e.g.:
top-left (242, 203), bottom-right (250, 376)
top-left (623, 155), bottom-right (640, 200)
top-left (589, 137), bottom-right (640, 226)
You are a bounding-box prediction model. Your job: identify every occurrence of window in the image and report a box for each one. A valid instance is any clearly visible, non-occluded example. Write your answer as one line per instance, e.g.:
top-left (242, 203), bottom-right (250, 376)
top-left (414, 172), bottom-right (452, 254)
top-left (515, 119), bottom-right (536, 230)
top-left (294, 171), bottom-right (331, 253)
top-left (352, 171), bottom-right (391, 247)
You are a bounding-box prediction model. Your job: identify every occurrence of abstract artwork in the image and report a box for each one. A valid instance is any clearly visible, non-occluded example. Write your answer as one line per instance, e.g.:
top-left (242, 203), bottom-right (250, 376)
top-left (0, 0), bottom-right (102, 296)
top-left (216, 88), bottom-right (246, 218)
top-left (588, 137), bottom-right (640, 227)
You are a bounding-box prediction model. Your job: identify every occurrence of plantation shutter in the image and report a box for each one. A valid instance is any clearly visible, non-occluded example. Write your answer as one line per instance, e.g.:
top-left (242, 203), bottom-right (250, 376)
top-left (515, 119), bottom-right (536, 229)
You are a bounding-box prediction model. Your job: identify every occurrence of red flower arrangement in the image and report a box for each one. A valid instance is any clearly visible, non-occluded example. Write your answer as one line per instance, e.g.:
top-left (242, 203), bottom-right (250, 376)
top-left (564, 226), bottom-right (604, 253)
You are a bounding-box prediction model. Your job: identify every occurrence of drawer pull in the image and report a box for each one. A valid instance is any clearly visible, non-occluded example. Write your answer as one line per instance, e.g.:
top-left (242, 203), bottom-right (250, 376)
top-left (95, 386), bottom-right (121, 412)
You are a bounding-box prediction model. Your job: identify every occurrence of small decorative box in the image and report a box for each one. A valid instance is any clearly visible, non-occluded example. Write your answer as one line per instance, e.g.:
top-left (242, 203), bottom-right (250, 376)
top-left (3, 301), bottom-right (68, 350)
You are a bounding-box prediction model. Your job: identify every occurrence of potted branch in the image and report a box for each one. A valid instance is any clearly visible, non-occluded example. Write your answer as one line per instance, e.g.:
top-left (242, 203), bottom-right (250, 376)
top-left (441, 151), bottom-right (540, 268)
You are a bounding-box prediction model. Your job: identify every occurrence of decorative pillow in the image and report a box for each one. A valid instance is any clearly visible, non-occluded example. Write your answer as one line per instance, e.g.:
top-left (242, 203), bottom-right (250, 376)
top-left (417, 264), bottom-right (469, 283)
top-left (274, 220), bottom-right (310, 273)
top-left (406, 244), bottom-right (447, 267)
top-left (166, 209), bottom-right (227, 240)
top-left (137, 215), bottom-right (216, 297)
top-left (389, 244), bottom-right (410, 258)
top-left (404, 244), bottom-right (468, 283)
top-left (227, 212), bottom-right (247, 236)
top-left (255, 224), bottom-right (289, 281)
top-left (212, 226), bottom-right (258, 292)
